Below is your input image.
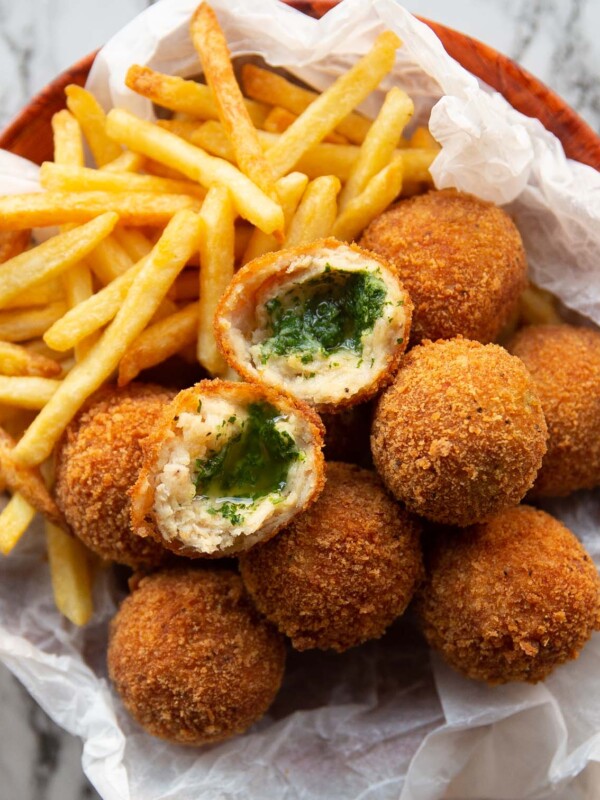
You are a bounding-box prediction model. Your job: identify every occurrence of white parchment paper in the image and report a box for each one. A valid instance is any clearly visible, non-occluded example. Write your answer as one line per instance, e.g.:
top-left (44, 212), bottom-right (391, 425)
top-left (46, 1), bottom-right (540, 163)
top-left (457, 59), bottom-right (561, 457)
top-left (1, 1), bottom-right (599, 798)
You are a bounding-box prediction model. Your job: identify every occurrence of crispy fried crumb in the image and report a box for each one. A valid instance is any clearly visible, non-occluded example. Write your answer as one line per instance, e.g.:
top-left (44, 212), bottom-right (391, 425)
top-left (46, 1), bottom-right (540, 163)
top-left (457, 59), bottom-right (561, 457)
top-left (417, 505), bottom-right (600, 684)
top-left (507, 324), bottom-right (600, 496)
top-left (240, 461), bottom-right (423, 652)
top-left (108, 568), bottom-right (286, 745)
top-left (54, 383), bottom-right (175, 568)
top-left (360, 189), bottom-right (527, 346)
top-left (371, 338), bottom-right (548, 526)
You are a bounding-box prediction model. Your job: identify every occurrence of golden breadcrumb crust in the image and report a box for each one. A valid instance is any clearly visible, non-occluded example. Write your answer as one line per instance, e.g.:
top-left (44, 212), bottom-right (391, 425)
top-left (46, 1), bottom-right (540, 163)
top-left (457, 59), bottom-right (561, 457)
top-left (371, 338), bottom-right (548, 526)
top-left (213, 237), bottom-right (413, 414)
top-left (417, 505), bottom-right (600, 684)
top-left (0, 230), bottom-right (30, 263)
top-left (130, 379), bottom-right (325, 558)
top-left (239, 461), bottom-right (424, 652)
top-left (508, 324), bottom-right (600, 497)
top-left (54, 384), bottom-right (175, 568)
top-left (108, 568), bottom-right (286, 745)
top-left (359, 189), bottom-right (527, 346)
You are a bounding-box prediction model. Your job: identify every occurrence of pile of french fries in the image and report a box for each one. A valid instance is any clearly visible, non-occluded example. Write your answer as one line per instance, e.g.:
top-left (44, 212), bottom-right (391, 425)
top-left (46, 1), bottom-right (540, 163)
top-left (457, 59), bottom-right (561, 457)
top-left (0, 2), bottom-right (554, 626)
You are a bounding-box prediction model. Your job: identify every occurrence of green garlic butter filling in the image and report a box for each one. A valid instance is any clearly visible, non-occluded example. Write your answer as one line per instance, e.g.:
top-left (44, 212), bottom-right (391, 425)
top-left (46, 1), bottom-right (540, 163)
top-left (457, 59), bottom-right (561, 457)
top-left (259, 267), bottom-right (388, 364)
top-left (193, 401), bottom-right (300, 525)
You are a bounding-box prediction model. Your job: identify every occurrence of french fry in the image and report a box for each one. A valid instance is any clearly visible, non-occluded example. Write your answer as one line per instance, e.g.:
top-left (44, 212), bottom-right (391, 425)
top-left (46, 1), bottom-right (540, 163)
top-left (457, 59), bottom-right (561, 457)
top-left (45, 520), bottom-right (93, 626)
top-left (339, 86), bottom-right (413, 210)
top-left (40, 162), bottom-right (206, 199)
top-left (197, 186), bottom-right (234, 375)
top-left (150, 297), bottom-right (179, 325)
top-left (284, 175), bottom-right (341, 247)
top-left (409, 125), bottom-right (439, 150)
top-left (168, 270), bottom-right (199, 302)
top-left (0, 230), bottom-right (31, 264)
top-left (0, 213), bottom-right (118, 308)
top-left (52, 107), bottom-right (97, 362)
top-left (44, 258), bottom-right (146, 351)
top-left (125, 64), bottom-right (269, 127)
top-left (15, 209), bottom-right (204, 466)
top-left (0, 191), bottom-right (201, 230)
top-left (118, 301), bottom-right (199, 385)
top-left (190, 4), bottom-right (277, 199)
top-left (51, 110), bottom-right (84, 168)
top-left (112, 228), bottom-right (154, 262)
top-left (24, 339), bottom-right (71, 362)
top-left (100, 151), bottom-right (145, 173)
top-left (234, 224), bottom-right (253, 263)
top-left (396, 148), bottom-right (437, 190)
top-left (0, 342), bottom-right (61, 378)
top-left (1, 409), bottom-right (37, 442)
top-left (241, 63), bottom-right (372, 144)
top-left (0, 493), bottom-right (36, 556)
top-left (262, 107), bottom-right (296, 134)
top-left (65, 84), bottom-right (122, 166)
top-left (86, 236), bottom-right (134, 284)
top-left (144, 158), bottom-right (192, 182)
top-left (0, 376), bottom-right (59, 409)
top-left (1, 279), bottom-right (63, 310)
top-left (332, 157), bottom-right (404, 242)
top-left (187, 119), bottom-right (237, 160)
top-left (299, 141), bottom-right (436, 183)
top-left (0, 427), bottom-right (63, 525)
top-left (105, 109), bottom-right (284, 234)
top-left (263, 107), bottom-right (348, 144)
top-left (192, 120), bottom-right (435, 184)
top-left (519, 285), bottom-right (562, 326)
top-left (265, 32), bottom-right (400, 179)
top-left (157, 119), bottom-right (204, 140)
top-left (64, 263), bottom-right (97, 361)
top-left (243, 172), bottom-right (308, 263)
top-left (0, 404), bottom-right (22, 426)
top-left (0, 302), bottom-right (68, 343)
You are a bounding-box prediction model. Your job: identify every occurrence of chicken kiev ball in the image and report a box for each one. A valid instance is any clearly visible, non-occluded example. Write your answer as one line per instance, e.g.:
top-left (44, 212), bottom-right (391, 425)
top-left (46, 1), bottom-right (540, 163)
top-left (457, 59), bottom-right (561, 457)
top-left (55, 383), bottom-right (175, 568)
top-left (108, 568), bottom-right (286, 745)
top-left (417, 505), bottom-right (600, 684)
top-left (371, 338), bottom-right (547, 526)
top-left (507, 324), bottom-right (600, 497)
top-left (360, 189), bottom-right (527, 346)
top-left (131, 380), bottom-right (325, 558)
top-left (214, 238), bottom-right (412, 413)
top-left (239, 462), bottom-right (423, 652)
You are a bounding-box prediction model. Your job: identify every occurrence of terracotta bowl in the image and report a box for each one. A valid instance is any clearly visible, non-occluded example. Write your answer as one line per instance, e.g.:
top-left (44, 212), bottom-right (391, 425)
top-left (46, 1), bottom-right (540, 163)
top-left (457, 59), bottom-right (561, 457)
top-left (1, 1), bottom-right (599, 170)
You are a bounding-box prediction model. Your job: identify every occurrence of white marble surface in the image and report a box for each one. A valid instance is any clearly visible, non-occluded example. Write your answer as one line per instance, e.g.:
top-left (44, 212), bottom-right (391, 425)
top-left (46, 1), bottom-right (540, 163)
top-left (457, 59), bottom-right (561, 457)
top-left (0, 2), bottom-right (599, 800)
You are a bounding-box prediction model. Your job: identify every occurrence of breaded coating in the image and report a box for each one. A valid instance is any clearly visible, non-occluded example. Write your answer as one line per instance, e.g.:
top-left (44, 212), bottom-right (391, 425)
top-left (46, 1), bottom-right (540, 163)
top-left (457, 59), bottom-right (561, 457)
top-left (55, 383), bottom-right (175, 568)
top-left (371, 338), bottom-right (547, 526)
top-left (239, 462), bottom-right (423, 652)
top-left (131, 380), bottom-right (325, 558)
top-left (0, 230), bottom-right (30, 264)
top-left (360, 189), bottom-right (527, 346)
top-left (507, 324), bottom-right (600, 497)
top-left (417, 506), bottom-right (600, 684)
top-left (108, 568), bottom-right (286, 745)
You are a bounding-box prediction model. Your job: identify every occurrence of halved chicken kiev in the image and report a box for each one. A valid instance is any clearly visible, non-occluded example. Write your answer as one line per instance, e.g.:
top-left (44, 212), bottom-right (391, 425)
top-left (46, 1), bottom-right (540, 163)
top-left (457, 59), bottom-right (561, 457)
top-left (214, 239), bottom-right (412, 413)
top-left (130, 380), bottom-right (325, 557)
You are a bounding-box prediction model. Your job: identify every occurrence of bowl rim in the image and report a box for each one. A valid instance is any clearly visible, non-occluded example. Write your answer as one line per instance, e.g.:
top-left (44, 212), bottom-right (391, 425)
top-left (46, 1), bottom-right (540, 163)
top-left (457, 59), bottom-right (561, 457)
top-left (0, 13), bottom-right (599, 169)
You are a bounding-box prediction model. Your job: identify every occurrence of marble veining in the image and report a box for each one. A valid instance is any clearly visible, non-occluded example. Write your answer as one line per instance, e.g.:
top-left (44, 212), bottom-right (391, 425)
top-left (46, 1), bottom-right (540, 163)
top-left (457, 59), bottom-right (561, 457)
top-left (0, 2), bottom-right (599, 799)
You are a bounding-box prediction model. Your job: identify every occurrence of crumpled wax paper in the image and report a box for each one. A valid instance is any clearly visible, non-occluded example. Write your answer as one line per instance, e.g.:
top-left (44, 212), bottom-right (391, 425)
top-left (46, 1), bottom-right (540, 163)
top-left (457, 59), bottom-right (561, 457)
top-left (1, 0), bottom-right (600, 798)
